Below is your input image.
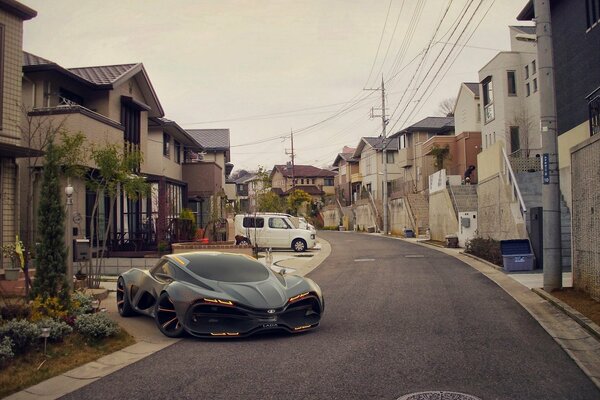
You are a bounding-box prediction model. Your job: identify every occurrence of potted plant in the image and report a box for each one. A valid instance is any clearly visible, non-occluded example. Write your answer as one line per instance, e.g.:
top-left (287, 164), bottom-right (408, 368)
top-left (2, 238), bottom-right (24, 281)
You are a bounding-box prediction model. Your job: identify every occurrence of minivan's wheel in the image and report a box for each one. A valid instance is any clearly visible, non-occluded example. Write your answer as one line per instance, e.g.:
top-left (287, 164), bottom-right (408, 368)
top-left (292, 238), bottom-right (307, 252)
top-left (116, 277), bottom-right (134, 317)
top-left (154, 292), bottom-right (184, 338)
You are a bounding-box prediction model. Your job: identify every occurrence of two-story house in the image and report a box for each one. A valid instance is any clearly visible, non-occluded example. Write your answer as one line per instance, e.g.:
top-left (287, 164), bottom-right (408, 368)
top-left (270, 164), bottom-right (336, 200)
top-left (352, 137), bottom-right (400, 201)
top-left (20, 52), bottom-right (203, 253)
top-left (332, 146), bottom-right (359, 206)
top-left (185, 129), bottom-right (233, 228)
top-left (0, 0), bottom-right (37, 269)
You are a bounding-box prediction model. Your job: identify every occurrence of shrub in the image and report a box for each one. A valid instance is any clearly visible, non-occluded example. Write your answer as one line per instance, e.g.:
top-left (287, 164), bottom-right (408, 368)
top-left (75, 313), bottom-right (120, 340)
top-left (30, 296), bottom-right (68, 322)
top-left (70, 291), bottom-right (94, 316)
top-left (35, 318), bottom-right (73, 342)
top-left (0, 319), bottom-right (41, 354)
top-left (0, 337), bottom-right (14, 366)
top-left (0, 302), bottom-right (31, 321)
top-left (465, 237), bottom-right (502, 266)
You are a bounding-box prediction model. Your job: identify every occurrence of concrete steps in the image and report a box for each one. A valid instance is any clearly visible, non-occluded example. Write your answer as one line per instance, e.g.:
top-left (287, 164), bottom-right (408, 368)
top-left (406, 193), bottom-right (429, 233)
top-left (449, 185), bottom-right (478, 213)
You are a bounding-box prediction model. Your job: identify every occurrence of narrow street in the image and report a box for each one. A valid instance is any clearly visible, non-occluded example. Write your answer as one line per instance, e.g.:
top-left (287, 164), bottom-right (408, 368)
top-left (62, 232), bottom-right (600, 400)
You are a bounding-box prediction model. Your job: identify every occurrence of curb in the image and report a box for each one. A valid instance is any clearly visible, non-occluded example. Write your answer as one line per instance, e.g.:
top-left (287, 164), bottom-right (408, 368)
top-left (532, 287), bottom-right (600, 342)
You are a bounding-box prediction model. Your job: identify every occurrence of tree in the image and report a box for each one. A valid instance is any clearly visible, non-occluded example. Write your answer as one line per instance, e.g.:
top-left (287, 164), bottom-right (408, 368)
top-left (257, 191), bottom-right (285, 213)
top-left (86, 143), bottom-right (150, 288)
top-left (510, 108), bottom-right (536, 157)
top-left (287, 189), bottom-right (312, 216)
top-left (430, 145), bottom-right (451, 171)
top-left (437, 97), bottom-right (456, 117)
top-left (30, 140), bottom-right (68, 301)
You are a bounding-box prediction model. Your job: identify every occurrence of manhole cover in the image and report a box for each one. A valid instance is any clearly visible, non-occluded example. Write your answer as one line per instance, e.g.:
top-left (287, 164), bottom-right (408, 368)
top-left (397, 392), bottom-right (482, 400)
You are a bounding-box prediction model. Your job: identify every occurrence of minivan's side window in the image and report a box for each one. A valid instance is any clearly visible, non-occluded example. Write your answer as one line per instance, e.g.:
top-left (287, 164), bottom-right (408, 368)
top-left (243, 217), bottom-right (264, 228)
top-left (269, 217), bottom-right (290, 229)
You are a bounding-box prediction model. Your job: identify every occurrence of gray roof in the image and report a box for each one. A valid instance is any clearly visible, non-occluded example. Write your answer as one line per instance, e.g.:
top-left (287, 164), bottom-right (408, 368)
top-left (23, 51), bottom-right (53, 66)
top-left (363, 137), bottom-right (399, 150)
top-left (69, 64), bottom-right (140, 85)
top-left (464, 82), bottom-right (480, 96)
top-left (390, 116), bottom-right (455, 137)
top-left (186, 129), bottom-right (231, 150)
top-left (511, 25), bottom-right (535, 35)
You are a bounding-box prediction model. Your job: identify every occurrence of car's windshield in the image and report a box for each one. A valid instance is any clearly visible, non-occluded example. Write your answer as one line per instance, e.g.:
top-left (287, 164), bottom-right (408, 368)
top-left (182, 253), bottom-right (270, 282)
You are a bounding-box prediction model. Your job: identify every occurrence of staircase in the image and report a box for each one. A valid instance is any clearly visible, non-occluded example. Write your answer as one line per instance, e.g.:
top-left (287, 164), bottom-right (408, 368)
top-left (448, 185), bottom-right (478, 213)
top-left (514, 171), bottom-right (571, 269)
top-left (405, 192), bottom-right (429, 235)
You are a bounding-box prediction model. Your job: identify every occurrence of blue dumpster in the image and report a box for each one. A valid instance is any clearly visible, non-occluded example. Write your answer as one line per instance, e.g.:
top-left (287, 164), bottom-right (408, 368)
top-left (500, 239), bottom-right (535, 271)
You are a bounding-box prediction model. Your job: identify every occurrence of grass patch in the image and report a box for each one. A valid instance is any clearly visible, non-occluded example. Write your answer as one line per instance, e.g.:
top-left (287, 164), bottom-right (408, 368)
top-left (0, 329), bottom-right (134, 398)
top-left (551, 288), bottom-right (600, 327)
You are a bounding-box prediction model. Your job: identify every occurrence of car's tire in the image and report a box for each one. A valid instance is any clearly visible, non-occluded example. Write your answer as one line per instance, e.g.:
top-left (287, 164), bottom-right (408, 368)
top-left (292, 238), bottom-right (307, 252)
top-left (116, 277), bottom-right (134, 317)
top-left (154, 292), bottom-right (184, 338)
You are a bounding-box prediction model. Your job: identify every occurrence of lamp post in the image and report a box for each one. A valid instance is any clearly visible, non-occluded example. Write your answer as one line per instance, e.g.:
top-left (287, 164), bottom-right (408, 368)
top-left (65, 183), bottom-right (74, 291)
top-left (41, 327), bottom-right (50, 356)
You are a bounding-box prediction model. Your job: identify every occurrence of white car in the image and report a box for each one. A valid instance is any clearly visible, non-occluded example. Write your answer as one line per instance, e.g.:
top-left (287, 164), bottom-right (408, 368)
top-left (234, 214), bottom-right (316, 252)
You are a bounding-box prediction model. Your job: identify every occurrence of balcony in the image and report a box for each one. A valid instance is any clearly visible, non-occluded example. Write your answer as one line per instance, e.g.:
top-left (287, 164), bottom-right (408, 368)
top-left (350, 172), bottom-right (363, 183)
top-left (183, 161), bottom-right (223, 198)
top-left (397, 147), bottom-right (414, 168)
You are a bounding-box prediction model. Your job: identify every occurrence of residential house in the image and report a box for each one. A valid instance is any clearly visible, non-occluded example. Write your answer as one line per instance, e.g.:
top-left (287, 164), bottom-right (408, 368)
top-left (332, 146), bottom-right (358, 206)
top-left (185, 129), bottom-right (233, 228)
top-left (270, 164), bottom-right (336, 200)
top-left (231, 171), bottom-right (259, 213)
top-left (388, 116), bottom-right (454, 193)
top-left (518, 0), bottom-right (600, 299)
top-left (20, 52), bottom-right (201, 253)
top-left (0, 0), bottom-right (37, 269)
top-left (352, 137), bottom-right (400, 201)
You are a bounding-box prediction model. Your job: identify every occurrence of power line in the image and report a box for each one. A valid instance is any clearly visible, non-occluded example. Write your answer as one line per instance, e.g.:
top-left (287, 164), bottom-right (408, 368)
top-left (363, 0), bottom-right (394, 89)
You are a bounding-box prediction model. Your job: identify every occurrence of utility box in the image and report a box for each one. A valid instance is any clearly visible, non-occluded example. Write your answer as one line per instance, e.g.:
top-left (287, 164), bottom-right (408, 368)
top-left (73, 239), bottom-right (90, 261)
top-left (500, 239), bottom-right (535, 271)
top-left (457, 212), bottom-right (477, 247)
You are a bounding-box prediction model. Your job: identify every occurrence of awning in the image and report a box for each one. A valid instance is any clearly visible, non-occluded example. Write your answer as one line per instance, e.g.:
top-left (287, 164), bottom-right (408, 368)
top-left (0, 142), bottom-right (44, 158)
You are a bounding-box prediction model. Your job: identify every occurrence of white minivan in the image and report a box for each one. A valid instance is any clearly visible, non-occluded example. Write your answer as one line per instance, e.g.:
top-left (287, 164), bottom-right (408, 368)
top-left (234, 214), bottom-right (316, 252)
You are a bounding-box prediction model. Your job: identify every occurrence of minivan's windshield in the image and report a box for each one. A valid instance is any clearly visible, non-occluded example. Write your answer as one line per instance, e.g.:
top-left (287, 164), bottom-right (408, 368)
top-left (182, 253), bottom-right (269, 282)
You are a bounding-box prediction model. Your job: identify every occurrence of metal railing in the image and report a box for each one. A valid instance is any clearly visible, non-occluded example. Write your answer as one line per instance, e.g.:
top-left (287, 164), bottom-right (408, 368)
top-left (501, 147), bottom-right (527, 219)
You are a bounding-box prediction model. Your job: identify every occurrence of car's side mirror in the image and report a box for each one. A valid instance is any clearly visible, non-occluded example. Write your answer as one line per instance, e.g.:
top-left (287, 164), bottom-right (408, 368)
top-left (155, 272), bottom-right (173, 282)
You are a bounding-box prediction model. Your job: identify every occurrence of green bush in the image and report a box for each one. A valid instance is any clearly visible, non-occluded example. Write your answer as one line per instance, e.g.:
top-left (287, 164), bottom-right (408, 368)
top-left (35, 318), bottom-right (73, 342)
top-left (0, 337), bottom-right (14, 366)
top-left (0, 303), bottom-right (31, 321)
top-left (0, 319), bottom-right (41, 354)
top-left (71, 291), bottom-right (94, 316)
top-left (75, 313), bottom-right (120, 340)
top-left (465, 237), bottom-right (502, 266)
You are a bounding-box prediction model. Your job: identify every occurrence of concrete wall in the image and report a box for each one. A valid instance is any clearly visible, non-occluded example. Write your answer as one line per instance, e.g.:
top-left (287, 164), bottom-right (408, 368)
top-left (477, 174), bottom-right (526, 240)
top-left (354, 200), bottom-right (376, 231)
top-left (388, 197), bottom-right (412, 235)
top-left (570, 133), bottom-right (600, 301)
top-left (429, 189), bottom-right (458, 242)
top-left (321, 205), bottom-right (340, 228)
top-left (558, 121), bottom-right (589, 209)
top-left (454, 83), bottom-right (481, 134)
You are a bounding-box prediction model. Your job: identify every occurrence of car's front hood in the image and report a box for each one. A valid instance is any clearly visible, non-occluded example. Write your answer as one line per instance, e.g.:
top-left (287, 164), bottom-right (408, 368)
top-left (217, 279), bottom-right (289, 309)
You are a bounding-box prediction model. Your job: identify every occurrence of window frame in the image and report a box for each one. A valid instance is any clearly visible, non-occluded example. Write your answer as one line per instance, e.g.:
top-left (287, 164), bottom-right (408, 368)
top-left (526, 82), bottom-right (531, 97)
top-left (525, 65), bottom-right (530, 79)
top-left (482, 77), bottom-right (494, 124)
top-left (163, 133), bottom-right (171, 158)
top-left (174, 140), bottom-right (181, 164)
top-left (507, 70), bottom-right (517, 96)
top-left (386, 151), bottom-right (395, 164)
top-left (531, 60), bottom-right (537, 75)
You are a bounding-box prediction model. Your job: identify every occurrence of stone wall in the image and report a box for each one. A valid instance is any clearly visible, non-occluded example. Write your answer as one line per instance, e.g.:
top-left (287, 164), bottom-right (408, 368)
top-left (321, 205), bottom-right (340, 228)
top-left (354, 200), bottom-right (377, 231)
top-left (388, 197), bottom-right (412, 235)
top-left (570, 134), bottom-right (600, 301)
top-left (477, 174), bottom-right (526, 240)
top-left (429, 189), bottom-right (458, 242)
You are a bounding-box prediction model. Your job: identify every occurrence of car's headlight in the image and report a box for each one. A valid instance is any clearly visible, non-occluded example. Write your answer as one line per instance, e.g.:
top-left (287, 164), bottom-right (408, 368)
top-left (203, 298), bottom-right (235, 306)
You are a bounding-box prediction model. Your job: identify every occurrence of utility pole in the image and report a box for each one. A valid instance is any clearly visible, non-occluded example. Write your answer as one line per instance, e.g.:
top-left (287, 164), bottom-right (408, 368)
top-left (285, 129), bottom-right (296, 192)
top-left (535, 0), bottom-right (562, 291)
top-left (366, 77), bottom-right (389, 234)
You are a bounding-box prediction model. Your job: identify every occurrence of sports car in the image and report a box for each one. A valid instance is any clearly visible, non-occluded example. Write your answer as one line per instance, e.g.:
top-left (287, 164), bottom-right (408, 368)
top-left (116, 251), bottom-right (324, 338)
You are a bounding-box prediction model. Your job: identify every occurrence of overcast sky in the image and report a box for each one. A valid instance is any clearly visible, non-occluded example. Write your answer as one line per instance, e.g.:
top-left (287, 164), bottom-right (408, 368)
top-left (22, 0), bottom-right (529, 172)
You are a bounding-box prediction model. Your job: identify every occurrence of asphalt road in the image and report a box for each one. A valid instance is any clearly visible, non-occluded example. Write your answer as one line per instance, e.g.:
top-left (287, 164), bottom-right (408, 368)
top-left (62, 232), bottom-right (600, 400)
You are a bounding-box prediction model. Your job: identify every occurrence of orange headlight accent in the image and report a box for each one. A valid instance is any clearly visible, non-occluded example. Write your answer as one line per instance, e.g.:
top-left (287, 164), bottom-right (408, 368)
top-left (203, 298), bottom-right (234, 306)
top-left (210, 332), bottom-right (240, 336)
top-left (288, 292), bottom-right (310, 303)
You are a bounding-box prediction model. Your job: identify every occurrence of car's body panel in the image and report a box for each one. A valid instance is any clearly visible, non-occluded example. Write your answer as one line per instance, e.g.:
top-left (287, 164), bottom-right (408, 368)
top-left (118, 252), bottom-right (323, 338)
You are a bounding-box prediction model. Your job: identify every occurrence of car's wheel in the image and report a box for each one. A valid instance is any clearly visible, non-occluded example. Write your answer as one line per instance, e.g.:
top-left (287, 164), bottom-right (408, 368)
top-left (292, 238), bottom-right (307, 252)
top-left (154, 292), bottom-right (184, 338)
top-left (116, 277), bottom-right (134, 317)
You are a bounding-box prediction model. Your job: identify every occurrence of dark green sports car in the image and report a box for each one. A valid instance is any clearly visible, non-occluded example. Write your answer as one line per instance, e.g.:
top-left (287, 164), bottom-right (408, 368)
top-left (116, 252), bottom-right (324, 338)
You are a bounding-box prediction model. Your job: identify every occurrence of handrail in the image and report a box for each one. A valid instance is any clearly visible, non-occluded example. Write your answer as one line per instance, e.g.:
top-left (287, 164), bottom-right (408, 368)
top-left (404, 195), bottom-right (418, 233)
top-left (448, 185), bottom-right (460, 217)
top-left (367, 190), bottom-right (381, 231)
top-left (501, 146), bottom-right (527, 218)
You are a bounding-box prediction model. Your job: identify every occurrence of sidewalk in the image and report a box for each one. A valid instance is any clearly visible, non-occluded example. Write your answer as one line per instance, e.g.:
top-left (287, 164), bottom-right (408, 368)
top-left (5, 240), bottom-right (332, 400)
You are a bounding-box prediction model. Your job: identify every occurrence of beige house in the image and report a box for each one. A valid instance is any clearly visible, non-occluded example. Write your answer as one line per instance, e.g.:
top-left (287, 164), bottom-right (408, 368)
top-left (0, 0), bottom-right (37, 269)
top-left (332, 146), bottom-right (359, 206)
top-left (352, 137), bottom-right (401, 201)
top-left (20, 52), bottom-right (204, 253)
top-left (270, 164), bottom-right (336, 200)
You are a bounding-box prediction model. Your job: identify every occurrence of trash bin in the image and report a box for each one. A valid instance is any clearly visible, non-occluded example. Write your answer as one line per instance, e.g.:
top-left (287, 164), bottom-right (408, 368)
top-left (404, 229), bottom-right (415, 238)
top-left (500, 239), bottom-right (535, 271)
top-left (445, 234), bottom-right (458, 248)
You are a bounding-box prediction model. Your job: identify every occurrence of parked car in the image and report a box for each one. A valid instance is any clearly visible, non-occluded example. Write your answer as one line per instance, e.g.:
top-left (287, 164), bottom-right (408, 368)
top-left (234, 214), bottom-right (316, 252)
top-left (117, 252), bottom-right (324, 338)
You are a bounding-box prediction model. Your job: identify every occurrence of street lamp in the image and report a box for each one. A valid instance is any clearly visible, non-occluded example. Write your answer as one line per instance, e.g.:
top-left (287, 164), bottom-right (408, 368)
top-left (65, 183), bottom-right (74, 290)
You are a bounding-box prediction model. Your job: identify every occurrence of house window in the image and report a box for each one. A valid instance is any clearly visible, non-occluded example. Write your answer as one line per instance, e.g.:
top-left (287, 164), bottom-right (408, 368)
top-left (526, 83), bottom-right (531, 97)
top-left (532, 60), bottom-right (537, 75)
top-left (324, 178), bottom-right (334, 186)
top-left (59, 88), bottom-right (84, 106)
top-left (533, 78), bottom-right (538, 93)
top-left (510, 126), bottom-right (520, 154)
top-left (586, 0), bottom-right (600, 29)
top-left (174, 140), bottom-right (181, 163)
top-left (386, 151), bottom-right (394, 163)
top-left (366, 183), bottom-right (372, 193)
top-left (589, 90), bottom-right (600, 136)
top-left (507, 71), bottom-right (517, 96)
top-left (399, 134), bottom-right (406, 149)
top-left (525, 65), bottom-right (529, 79)
top-left (163, 133), bottom-right (170, 158)
top-left (312, 178), bottom-right (315, 184)
top-left (482, 77), bottom-right (494, 123)
top-left (476, 103), bottom-right (481, 122)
